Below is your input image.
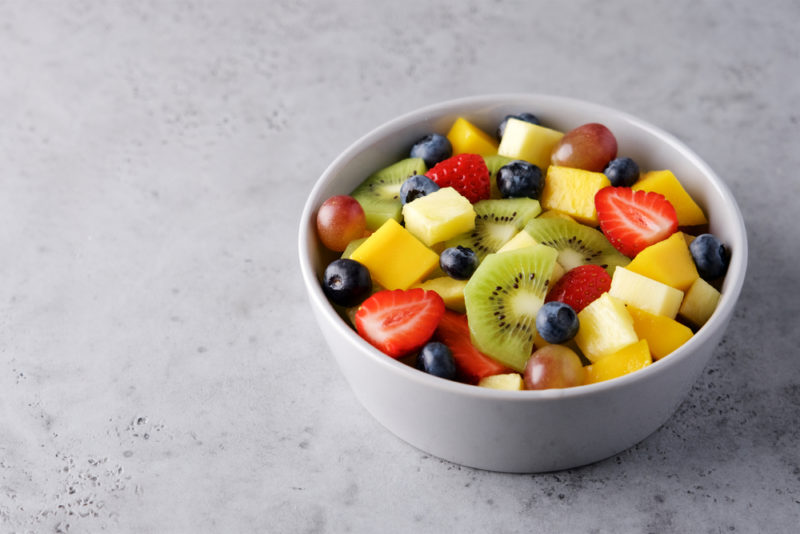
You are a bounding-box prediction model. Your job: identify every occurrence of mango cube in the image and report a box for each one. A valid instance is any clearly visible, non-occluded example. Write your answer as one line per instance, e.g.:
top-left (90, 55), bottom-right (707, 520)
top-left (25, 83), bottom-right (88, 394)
top-left (627, 306), bottom-right (693, 360)
top-left (402, 187), bottom-right (476, 246)
top-left (633, 170), bottom-right (708, 226)
top-left (447, 117), bottom-right (498, 156)
top-left (609, 266), bottom-right (684, 318)
top-left (540, 165), bottom-right (611, 225)
top-left (626, 232), bottom-right (699, 291)
top-left (679, 277), bottom-right (721, 327)
top-left (413, 276), bottom-right (468, 313)
top-left (584, 339), bottom-right (652, 384)
top-left (574, 293), bottom-right (639, 362)
top-left (350, 219), bottom-right (439, 290)
top-left (478, 373), bottom-right (524, 390)
top-left (497, 118), bottom-right (564, 170)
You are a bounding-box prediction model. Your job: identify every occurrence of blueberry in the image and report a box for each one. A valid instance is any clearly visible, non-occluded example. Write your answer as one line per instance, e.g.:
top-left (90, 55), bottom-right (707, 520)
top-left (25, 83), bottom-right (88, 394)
top-left (497, 112), bottom-right (542, 139)
top-left (439, 246), bottom-right (479, 280)
top-left (535, 301), bottom-right (579, 344)
top-left (322, 258), bottom-right (372, 307)
top-left (689, 233), bottom-right (730, 280)
top-left (416, 342), bottom-right (457, 380)
top-left (410, 133), bottom-right (452, 168)
top-left (496, 160), bottom-right (544, 199)
top-left (400, 174), bottom-right (440, 204)
top-left (603, 157), bottom-right (640, 187)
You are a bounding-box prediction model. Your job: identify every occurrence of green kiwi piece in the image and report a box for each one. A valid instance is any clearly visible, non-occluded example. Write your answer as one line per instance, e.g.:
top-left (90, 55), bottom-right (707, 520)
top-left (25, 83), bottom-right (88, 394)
top-left (350, 157), bottom-right (427, 230)
top-left (523, 217), bottom-right (630, 274)
top-left (444, 198), bottom-right (542, 261)
top-left (340, 237), bottom-right (368, 259)
top-left (464, 244), bottom-right (559, 372)
top-left (483, 154), bottom-right (515, 198)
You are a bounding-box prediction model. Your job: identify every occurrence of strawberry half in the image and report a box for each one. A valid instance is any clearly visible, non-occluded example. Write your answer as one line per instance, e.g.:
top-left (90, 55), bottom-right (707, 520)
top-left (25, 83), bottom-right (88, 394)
top-left (595, 186), bottom-right (678, 257)
top-left (545, 264), bottom-right (611, 313)
top-left (434, 310), bottom-right (510, 384)
top-left (425, 153), bottom-right (490, 203)
top-left (355, 288), bottom-right (445, 358)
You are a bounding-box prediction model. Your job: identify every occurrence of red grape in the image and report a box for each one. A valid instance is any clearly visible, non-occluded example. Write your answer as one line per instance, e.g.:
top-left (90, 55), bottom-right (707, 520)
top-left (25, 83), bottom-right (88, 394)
top-left (316, 195), bottom-right (366, 252)
top-left (523, 345), bottom-right (585, 389)
top-left (551, 123), bottom-right (617, 172)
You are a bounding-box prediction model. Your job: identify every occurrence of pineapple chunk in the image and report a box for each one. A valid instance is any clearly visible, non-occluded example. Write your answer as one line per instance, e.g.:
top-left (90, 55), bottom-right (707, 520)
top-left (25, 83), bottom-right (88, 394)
top-left (447, 117), bottom-right (498, 156)
top-left (584, 339), bottom-right (652, 384)
top-left (538, 209), bottom-right (575, 222)
top-left (633, 170), bottom-right (708, 226)
top-left (609, 267), bottom-right (684, 319)
top-left (679, 277), bottom-right (721, 327)
top-left (402, 187), bottom-right (476, 246)
top-left (626, 232), bottom-right (699, 291)
top-left (478, 373), bottom-right (524, 390)
top-left (575, 293), bottom-right (639, 362)
top-left (627, 306), bottom-right (693, 360)
top-left (497, 230), bottom-right (537, 253)
top-left (540, 166), bottom-right (611, 225)
top-left (497, 118), bottom-right (564, 170)
top-left (350, 219), bottom-right (439, 290)
top-left (413, 276), bottom-right (468, 313)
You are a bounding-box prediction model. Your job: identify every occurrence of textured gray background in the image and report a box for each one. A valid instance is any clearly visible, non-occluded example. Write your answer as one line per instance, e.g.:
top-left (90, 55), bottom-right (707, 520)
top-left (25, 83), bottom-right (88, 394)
top-left (1, 1), bottom-right (798, 533)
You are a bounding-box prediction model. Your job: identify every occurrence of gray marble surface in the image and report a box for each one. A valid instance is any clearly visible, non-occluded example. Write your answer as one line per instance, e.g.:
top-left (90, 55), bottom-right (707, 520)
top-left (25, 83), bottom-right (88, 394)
top-left (1, 1), bottom-right (798, 533)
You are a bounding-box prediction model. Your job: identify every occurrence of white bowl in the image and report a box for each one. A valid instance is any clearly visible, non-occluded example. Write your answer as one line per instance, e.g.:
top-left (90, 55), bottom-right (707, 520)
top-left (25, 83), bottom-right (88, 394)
top-left (298, 94), bottom-right (747, 473)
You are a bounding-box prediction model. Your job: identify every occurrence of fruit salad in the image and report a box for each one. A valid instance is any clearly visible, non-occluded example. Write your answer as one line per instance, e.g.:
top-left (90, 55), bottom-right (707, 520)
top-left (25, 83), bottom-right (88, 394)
top-left (315, 113), bottom-right (730, 390)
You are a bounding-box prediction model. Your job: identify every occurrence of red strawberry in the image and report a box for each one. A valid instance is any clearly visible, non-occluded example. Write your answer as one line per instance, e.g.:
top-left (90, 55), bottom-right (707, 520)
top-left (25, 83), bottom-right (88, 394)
top-left (425, 153), bottom-right (490, 203)
top-left (545, 264), bottom-right (611, 313)
top-left (595, 186), bottom-right (678, 257)
top-left (355, 288), bottom-right (445, 358)
top-left (434, 310), bottom-right (510, 384)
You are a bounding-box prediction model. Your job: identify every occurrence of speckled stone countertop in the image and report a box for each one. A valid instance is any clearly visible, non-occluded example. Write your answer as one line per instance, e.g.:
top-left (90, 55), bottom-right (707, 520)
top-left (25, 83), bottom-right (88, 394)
top-left (1, 1), bottom-right (798, 533)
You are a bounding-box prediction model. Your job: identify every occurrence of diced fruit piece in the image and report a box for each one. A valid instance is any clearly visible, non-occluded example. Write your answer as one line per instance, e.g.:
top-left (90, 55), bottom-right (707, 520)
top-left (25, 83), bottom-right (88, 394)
top-left (425, 153), bottom-right (491, 204)
top-left (483, 154), bottom-right (515, 198)
top-left (678, 277), bottom-right (721, 327)
top-left (496, 160), bottom-right (544, 199)
top-left (341, 237), bottom-right (368, 259)
top-left (439, 246), bottom-right (479, 280)
top-left (464, 244), bottom-right (559, 372)
top-left (399, 175), bottom-right (440, 205)
top-left (445, 198), bottom-right (541, 262)
top-left (410, 133), bottom-right (452, 168)
top-left (412, 277), bottom-right (468, 313)
top-left (609, 266), bottom-right (684, 318)
top-left (551, 123), bottom-right (617, 172)
top-left (478, 373), bottom-right (524, 390)
top-left (538, 209), bottom-right (575, 222)
top-left (351, 158), bottom-right (427, 230)
top-left (535, 301), bottom-right (579, 344)
top-left (402, 187), bottom-right (476, 246)
top-left (446, 117), bottom-right (498, 156)
top-left (574, 293), bottom-right (639, 362)
top-left (523, 344), bottom-right (585, 389)
top-left (633, 170), bottom-right (708, 226)
top-left (434, 310), bottom-right (511, 384)
top-left (545, 264), bottom-right (612, 313)
top-left (350, 219), bottom-right (439, 290)
top-left (524, 216), bottom-right (630, 274)
top-left (497, 230), bottom-right (537, 253)
top-left (626, 232), bottom-right (699, 291)
top-left (497, 118), bottom-right (565, 171)
top-left (497, 112), bottom-right (541, 140)
top-left (316, 195), bottom-right (367, 252)
top-left (595, 186), bottom-right (679, 257)
top-left (627, 306), bottom-right (693, 360)
top-left (541, 165), bottom-right (611, 225)
top-left (689, 233), bottom-right (730, 280)
top-left (355, 288), bottom-right (445, 358)
top-left (322, 258), bottom-right (373, 307)
top-left (583, 339), bottom-right (652, 384)
top-left (415, 341), bottom-right (457, 380)
top-left (604, 157), bottom-right (640, 187)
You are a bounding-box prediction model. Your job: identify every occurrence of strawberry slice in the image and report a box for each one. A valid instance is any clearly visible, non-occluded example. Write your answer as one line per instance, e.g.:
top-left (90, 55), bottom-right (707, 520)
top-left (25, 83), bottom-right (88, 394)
top-left (425, 153), bottom-right (490, 203)
top-left (355, 288), bottom-right (445, 358)
top-left (434, 310), bottom-right (510, 384)
top-left (545, 264), bottom-right (611, 313)
top-left (595, 186), bottom-right (678, 257)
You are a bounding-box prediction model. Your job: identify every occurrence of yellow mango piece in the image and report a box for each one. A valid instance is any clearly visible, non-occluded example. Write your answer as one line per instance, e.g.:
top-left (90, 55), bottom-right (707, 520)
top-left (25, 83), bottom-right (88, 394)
top-left (633, 170), bottom-right (708, 226)
top-left (627, 232), bottom-right (699, 292)
top-left (627, 306), bottom-right (693, 360)
top-left (402, 187), bottom-right (476, 246)
top-left (678, 277), bottom-right (721, 327)
top-left (609, 266), bottom-right (684, 319)
top-left (497, 118), bottom-right (564, 170)
top-left (478, 373), bottom-right (524, 390)
top-left (413, 276), bottom-right (467, 313)
top-left (575, 293), bottom-right (639, 362)
top-left (541, 166), bottom-right (611, 225)
top-left (350, 219), bottom-right (439, 290)
top-left (584, 339), bottom-right (652, 384)
top-left (446, 117), bottom-right (498, 156)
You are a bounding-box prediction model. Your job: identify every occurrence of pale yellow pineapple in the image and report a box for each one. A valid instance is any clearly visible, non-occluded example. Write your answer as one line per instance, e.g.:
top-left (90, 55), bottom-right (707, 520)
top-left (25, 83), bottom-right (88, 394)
top-left (540, 166), bottom-right (611, 225)
top-left (402, 187), bottom-right (476, 246)
top-left (478, 373), bottom-right (525, 390)
top-left (413, 276), bottom-right (468, 313)
top-left (574, 292), bottom-right (639, 362)
top-left (497, 118), bottom-right (564, 170)
top-left (678, 277), bottom-right (721, 327)
top-left (609, 266), bottom-right (684, 318)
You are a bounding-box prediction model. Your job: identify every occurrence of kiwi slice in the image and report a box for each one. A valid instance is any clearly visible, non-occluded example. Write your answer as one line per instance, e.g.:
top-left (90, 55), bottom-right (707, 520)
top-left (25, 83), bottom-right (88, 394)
top-left (350, 157), bottom-right (427, 230)
top-left (444, 198), bottom-right (542, 261)
top-left (523, 217), bottom-right (630, 274)
top-left (464, 244), bottom-right (558, 372)
top-left (482, 154), bottom-right (515, 198)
